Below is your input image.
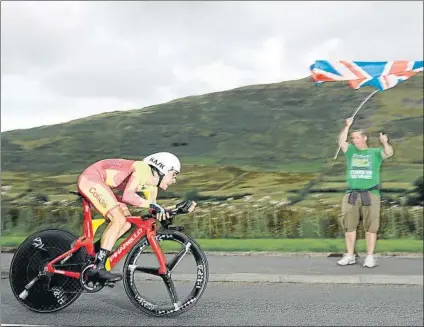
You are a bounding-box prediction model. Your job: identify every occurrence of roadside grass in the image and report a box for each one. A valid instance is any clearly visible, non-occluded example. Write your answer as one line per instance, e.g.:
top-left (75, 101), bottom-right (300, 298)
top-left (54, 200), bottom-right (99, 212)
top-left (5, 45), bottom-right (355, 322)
top-left (1, 236), bottom-right (422, 254)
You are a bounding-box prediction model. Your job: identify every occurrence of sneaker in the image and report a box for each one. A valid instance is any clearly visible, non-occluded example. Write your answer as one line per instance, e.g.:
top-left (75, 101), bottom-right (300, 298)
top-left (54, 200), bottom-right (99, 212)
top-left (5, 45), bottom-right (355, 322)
top-left (91, 267), bottom-right (123, 282)
top-left (363, 255), bottom-right (377, 268)
top-left (337, 254), bottom-right (356, 266)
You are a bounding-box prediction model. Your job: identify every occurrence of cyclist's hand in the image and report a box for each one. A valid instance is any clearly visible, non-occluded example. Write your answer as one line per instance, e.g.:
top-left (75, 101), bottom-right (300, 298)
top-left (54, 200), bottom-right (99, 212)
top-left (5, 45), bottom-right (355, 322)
top-left (149, 203), bottom-right (169, 221)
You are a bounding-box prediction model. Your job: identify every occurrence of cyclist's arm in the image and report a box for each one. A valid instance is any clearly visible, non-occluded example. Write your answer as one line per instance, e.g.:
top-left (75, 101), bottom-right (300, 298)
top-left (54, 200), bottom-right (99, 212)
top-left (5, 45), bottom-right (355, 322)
top-left (142, 184), bottom-right (158, 203)
top-left (112, 193), bottom-right (132, 210)
top-left (121, 178), bottom-right (150, 208)
top-left (121, 162), bottom-right (152, 208)
top-left (142, 185), bottom-right (173, 212)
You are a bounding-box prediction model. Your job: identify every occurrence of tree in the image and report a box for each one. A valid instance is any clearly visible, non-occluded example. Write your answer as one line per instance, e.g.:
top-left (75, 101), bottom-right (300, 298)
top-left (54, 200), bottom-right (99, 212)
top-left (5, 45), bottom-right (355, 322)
top-left (413, 176), bottom-right (424, 201)
top-left (406, 176), bottom-right (424, 206)
top-left (34, 193), bottom-right (49, 203)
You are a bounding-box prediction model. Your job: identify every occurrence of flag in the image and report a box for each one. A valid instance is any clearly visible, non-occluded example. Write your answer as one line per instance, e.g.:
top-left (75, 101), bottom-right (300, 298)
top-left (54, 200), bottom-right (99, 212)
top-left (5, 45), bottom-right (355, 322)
top-left (310, 60), bottom-right (423, 91)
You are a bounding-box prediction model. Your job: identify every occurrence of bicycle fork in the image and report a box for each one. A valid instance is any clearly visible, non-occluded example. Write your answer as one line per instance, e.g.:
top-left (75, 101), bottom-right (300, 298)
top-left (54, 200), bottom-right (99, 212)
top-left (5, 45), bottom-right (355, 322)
top-left (144, 229), bottom-right (182, 310)
top-left (146, 230), bottom-right (167, 274)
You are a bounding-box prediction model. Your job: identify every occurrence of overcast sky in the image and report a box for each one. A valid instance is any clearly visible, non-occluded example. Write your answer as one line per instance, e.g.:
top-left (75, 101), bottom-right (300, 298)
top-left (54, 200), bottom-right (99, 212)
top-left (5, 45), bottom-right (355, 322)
top-left (1, 1), bottom-right (423, 132)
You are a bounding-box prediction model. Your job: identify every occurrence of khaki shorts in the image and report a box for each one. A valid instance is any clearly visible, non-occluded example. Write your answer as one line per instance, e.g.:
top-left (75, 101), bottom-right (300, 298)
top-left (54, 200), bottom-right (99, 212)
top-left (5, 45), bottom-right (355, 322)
top-left (340, 192), bottom-right (381, 233)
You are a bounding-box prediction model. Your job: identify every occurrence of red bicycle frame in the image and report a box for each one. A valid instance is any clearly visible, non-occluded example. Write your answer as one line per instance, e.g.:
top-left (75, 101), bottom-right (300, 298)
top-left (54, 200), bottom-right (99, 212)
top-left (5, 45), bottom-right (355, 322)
top-left (44, 194), bottom-right (169, 279)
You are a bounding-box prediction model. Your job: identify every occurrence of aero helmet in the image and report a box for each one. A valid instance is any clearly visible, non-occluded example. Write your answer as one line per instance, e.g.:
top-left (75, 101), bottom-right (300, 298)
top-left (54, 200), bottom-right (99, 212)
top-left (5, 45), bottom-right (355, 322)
top-left (142, 152), bottom-right (181, 177)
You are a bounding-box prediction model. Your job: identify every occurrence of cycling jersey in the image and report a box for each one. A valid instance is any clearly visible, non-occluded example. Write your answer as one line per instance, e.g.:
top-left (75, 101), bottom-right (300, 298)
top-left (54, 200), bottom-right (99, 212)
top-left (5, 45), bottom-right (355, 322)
top-left (77, 159), bottom-right (156, 217)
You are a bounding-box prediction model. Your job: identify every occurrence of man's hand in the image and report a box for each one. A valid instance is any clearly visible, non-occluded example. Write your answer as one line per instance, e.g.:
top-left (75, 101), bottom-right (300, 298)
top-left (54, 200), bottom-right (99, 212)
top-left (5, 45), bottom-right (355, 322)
top-left (345, 117), bottom-right (354, 128)
top-left (379, 132), bottom-right (388, 144)
top-left (149, 202), bottom-right (169, 221)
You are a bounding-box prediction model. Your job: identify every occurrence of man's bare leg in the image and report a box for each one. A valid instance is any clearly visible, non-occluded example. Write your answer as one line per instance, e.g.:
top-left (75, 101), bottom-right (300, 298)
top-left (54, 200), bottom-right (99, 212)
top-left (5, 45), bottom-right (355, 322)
top-left (345, 231), bottom-right (356, 255)
top-left (365, 232), bottom-right (377, 255)
top-left (363, 231), bottom-right (377, 268)
top-left (337, 230), bottom-right (357, 265)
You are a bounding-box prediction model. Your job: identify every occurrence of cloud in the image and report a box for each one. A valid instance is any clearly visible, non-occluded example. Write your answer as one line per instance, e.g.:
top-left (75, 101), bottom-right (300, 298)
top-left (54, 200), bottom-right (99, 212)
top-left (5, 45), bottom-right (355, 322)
top-left (1, 1), bottom-right (423, 131)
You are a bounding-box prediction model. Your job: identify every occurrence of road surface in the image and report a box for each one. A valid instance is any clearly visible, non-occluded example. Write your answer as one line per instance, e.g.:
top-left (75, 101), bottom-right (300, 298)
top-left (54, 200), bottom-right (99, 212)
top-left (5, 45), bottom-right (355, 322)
top-left (1, 252), bottom-right (423, 326)
top-left (1, 280), bottom-right (423, 326)
top-left (1, 252), bottom-right (423, 279)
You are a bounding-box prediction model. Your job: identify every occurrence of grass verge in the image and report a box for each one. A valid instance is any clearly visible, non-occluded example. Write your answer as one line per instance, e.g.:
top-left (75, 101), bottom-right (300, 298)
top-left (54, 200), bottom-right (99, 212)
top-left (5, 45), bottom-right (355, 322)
top-left (1, 236), bottom-right (422, 253)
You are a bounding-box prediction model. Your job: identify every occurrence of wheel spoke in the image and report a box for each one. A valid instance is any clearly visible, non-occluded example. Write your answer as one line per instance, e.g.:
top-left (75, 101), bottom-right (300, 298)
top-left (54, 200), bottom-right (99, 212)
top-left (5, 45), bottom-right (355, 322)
top-left (167, 241), bottom-right (191, 272)
top-left (162, 274), bottom-right (181, 309)
top-left (129, 265), bottom-right (161, 276)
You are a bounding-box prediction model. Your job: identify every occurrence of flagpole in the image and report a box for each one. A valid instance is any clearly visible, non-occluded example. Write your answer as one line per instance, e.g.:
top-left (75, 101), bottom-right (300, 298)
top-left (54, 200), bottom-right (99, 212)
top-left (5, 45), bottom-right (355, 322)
top-left (333, 89), bottom-right (379, 160)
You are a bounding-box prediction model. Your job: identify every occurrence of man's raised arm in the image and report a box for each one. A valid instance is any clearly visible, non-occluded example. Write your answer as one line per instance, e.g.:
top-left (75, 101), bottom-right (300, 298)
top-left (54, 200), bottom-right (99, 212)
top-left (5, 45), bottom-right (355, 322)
top-left (338, 118), bottom-right (353, 153)
top-left (379, 132), bottom-right (394, 159)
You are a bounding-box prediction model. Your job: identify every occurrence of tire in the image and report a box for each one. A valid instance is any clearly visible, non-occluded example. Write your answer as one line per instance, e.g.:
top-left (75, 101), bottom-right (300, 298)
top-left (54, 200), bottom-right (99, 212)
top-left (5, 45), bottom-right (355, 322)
top-left (123, 230), bottom-right (209, 317)
top-left (9, 228), bottom-right (87, 313)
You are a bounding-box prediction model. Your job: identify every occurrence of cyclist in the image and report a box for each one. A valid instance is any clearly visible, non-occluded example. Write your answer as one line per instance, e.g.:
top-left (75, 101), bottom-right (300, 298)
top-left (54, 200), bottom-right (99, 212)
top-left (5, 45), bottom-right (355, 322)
top-left (77, 152), bottom-right (195, 282)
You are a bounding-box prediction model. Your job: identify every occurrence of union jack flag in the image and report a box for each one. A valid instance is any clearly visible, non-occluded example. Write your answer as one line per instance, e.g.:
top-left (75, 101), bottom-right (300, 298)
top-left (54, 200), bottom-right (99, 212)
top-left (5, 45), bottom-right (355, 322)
top-left (310, 60), bottom-right (423, 91)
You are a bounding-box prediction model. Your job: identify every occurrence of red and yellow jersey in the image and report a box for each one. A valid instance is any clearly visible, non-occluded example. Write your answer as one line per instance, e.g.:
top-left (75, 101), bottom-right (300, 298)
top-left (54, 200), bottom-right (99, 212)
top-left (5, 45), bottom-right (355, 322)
top-left (98, 159), bottom-right (150, 189)
top-left (78, 159), bottom-right (157, 216)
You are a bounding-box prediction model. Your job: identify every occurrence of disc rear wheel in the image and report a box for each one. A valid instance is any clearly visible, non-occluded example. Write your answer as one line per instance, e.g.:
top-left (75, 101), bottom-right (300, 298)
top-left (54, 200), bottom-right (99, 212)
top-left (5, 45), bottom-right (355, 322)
top-left (9, 229), bottom-right (87, 313)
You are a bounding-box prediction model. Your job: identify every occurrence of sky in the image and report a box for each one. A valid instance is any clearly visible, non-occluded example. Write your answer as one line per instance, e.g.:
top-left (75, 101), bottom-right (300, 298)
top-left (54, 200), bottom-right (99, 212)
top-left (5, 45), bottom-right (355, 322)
top-left (1, 1), bottom-right (423, 132)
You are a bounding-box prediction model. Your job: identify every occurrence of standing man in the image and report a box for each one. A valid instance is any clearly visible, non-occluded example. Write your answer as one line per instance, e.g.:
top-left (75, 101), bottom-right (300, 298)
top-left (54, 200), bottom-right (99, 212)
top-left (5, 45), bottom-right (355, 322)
top-left (337, 118), bottom-right (394, 268)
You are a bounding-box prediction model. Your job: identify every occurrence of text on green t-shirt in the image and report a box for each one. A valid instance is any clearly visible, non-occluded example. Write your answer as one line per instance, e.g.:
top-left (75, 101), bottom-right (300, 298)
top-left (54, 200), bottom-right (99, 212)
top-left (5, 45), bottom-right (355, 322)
top-left (344, 144), bottom-right (383, 194)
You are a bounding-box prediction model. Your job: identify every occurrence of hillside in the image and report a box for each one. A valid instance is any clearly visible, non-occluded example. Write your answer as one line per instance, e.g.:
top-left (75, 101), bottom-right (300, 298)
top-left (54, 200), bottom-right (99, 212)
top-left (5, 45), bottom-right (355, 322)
top-left (1, 74), bottom-right (423, 175)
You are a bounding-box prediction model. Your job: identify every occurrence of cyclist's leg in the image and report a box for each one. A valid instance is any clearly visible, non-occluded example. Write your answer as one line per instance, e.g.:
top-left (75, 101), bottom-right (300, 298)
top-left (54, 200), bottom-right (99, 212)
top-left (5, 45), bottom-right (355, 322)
top-left (93, 203), bottom-right (131, 253)
top-left (117, 202), bottom-right (132, 237)
top-left (78, 174), bottom-right (126, 282)
top-left (119, 202), bottom-right (132, 217)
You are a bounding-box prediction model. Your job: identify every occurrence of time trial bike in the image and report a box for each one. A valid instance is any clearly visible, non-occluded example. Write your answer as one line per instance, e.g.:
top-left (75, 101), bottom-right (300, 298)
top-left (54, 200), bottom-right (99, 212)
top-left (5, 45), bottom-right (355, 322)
top-left (9, 190), bottom-right (209, 317)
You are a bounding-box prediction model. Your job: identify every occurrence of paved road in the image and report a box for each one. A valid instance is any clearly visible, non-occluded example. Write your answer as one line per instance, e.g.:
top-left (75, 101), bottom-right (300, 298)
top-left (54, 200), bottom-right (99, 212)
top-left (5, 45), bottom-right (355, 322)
top-left (2, 252), bottom-right (423, 277)
top-left (1, 280), bottom-right (423, 326)
top-left (2, 253), bottom-right (423, 287)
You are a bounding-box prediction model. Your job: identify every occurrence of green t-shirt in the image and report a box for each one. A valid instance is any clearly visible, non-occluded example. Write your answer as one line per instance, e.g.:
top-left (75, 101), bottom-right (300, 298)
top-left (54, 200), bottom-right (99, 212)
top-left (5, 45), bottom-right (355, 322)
top-left (344, 144), bottom-right (384, 194)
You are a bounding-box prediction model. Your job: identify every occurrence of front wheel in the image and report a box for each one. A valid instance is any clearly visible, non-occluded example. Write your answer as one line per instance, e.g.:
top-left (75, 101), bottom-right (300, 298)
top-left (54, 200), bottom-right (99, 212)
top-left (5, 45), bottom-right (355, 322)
top-left (9, 229), bottom-right (87, 313)
top-left (122, 229), bottom-right (209, 317)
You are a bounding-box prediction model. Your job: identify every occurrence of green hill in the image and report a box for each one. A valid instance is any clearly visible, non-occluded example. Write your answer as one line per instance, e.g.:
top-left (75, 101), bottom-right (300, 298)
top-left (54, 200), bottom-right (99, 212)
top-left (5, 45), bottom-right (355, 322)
top-left (1, 75), bottom-right (423, 175)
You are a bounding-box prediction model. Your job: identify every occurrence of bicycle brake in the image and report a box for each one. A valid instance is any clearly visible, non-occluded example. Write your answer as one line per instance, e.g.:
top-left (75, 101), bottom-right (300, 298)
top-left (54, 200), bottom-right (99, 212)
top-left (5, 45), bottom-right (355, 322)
top-left (175, 200), bottom-right (194, 213)
top-left (169, 226), bottom-right (184, 232)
